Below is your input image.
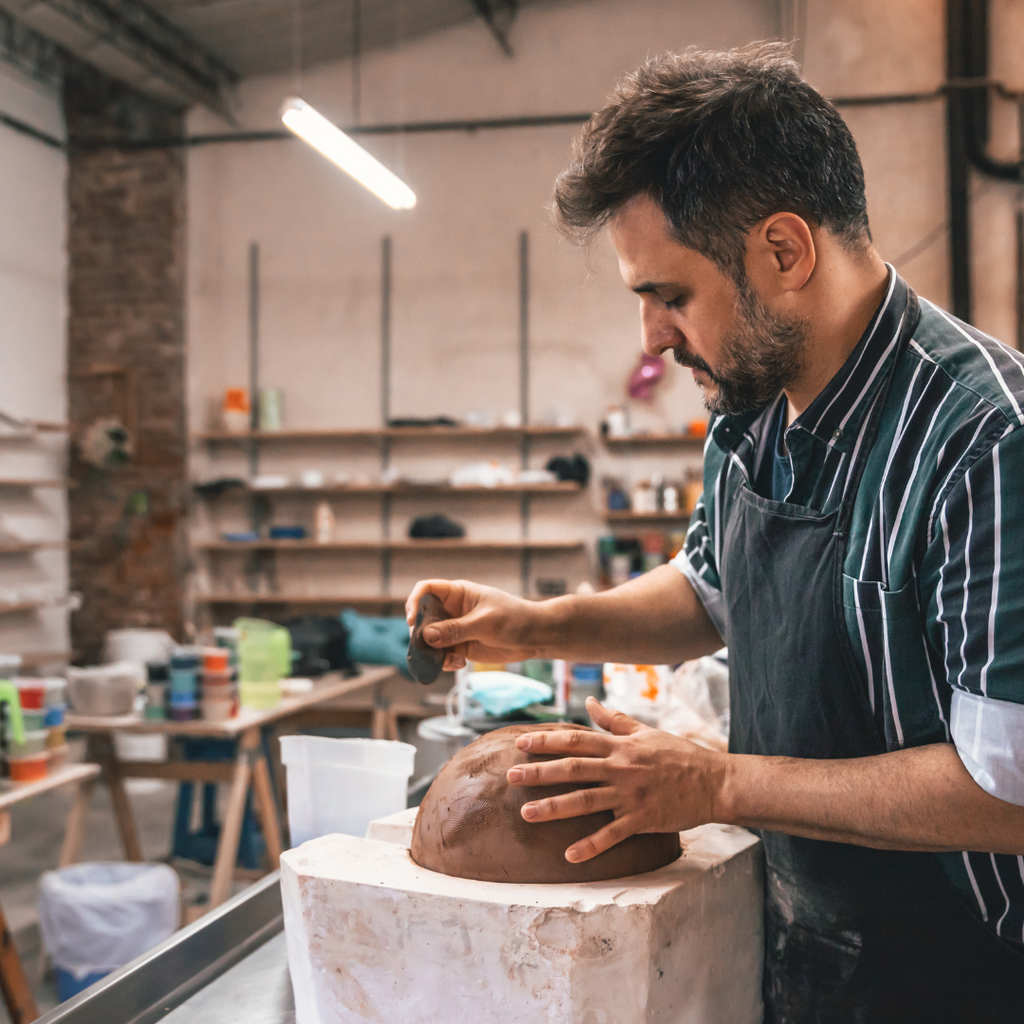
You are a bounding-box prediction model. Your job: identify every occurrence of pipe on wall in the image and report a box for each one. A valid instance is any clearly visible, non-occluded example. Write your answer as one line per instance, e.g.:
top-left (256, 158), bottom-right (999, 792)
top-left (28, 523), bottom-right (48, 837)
top-left (946, 0), bottom-right (1024, 325)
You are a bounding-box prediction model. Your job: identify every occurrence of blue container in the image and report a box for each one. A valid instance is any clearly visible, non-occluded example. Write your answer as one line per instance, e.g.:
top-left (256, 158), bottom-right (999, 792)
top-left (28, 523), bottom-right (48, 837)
top-left (55, 967), bottom-right (108, 1002)
top-left (43, 703), bottom-right (66, 727)
top-left (169, 689), bottom-right (197, 707)
top-left (169, 669), bottom-right (197, 694)
top-left (170, 652), bottom-right (200, 671)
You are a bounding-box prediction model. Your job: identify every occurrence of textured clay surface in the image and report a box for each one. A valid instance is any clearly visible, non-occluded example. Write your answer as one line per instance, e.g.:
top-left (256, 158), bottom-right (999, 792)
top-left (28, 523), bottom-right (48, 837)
top-left (410, 723), bottom-right (681, 883)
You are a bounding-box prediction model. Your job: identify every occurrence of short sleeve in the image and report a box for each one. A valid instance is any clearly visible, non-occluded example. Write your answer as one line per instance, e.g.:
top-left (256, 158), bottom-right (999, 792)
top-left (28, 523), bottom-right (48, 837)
top-left (671, 489), bottom-right (726, 638)
top-left (923, 427), bottom-right (1024, 805)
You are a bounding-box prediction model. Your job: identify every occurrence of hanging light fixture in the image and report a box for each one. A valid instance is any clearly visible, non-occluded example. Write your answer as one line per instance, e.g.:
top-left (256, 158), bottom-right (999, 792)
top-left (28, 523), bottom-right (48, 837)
top-left (281, 98), bottom-right (416, 210)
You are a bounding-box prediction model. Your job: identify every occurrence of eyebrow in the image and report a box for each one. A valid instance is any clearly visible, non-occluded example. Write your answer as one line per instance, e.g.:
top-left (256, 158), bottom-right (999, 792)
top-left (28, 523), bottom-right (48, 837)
top-left (632, 281), bottom-right (683, 295)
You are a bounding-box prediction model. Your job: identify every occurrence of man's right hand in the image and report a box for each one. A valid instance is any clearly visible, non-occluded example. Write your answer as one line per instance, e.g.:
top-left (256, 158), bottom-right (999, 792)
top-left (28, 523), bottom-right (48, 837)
top-left (405, 579), bottom-right (543, 671)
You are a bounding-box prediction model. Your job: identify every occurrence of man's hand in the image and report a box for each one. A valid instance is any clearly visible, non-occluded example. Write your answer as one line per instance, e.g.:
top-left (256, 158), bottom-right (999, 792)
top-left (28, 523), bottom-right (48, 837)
top-left (405, 579), bottom-right (544, 671)
top-left (505, 697), bottom-right (725, 863)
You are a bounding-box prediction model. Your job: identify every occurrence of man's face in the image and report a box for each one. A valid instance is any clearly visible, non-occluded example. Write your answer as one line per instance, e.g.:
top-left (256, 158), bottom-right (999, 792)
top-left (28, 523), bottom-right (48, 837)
top-left (609, 196), bottom-right (807, 416)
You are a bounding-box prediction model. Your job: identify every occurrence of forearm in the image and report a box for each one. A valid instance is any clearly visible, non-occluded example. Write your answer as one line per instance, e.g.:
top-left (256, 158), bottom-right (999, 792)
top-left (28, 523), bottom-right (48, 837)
top-left (526, 565), bottom-right (723, 664)
top-left (716, 741), bottom-right (1024, 854)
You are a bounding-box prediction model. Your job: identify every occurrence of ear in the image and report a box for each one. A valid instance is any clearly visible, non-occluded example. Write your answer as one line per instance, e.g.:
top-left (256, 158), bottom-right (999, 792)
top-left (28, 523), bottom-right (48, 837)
top-left (745, 213), bottom-right (816, 296)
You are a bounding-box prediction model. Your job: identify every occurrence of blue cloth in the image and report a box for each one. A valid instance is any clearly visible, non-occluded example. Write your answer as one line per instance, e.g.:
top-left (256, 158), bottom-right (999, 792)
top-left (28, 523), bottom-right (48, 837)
top-left (340, 610), bottom-right (410, 673)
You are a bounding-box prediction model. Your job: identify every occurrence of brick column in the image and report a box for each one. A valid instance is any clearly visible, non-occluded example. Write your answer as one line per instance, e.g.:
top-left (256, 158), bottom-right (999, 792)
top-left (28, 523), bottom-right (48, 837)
top-left (64, 63), bottom-right (188, 664)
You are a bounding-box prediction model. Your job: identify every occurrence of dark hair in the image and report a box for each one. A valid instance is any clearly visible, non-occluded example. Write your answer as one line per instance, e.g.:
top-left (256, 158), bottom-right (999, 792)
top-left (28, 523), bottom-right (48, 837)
top-left (552, 44), bottom-right (871, 278)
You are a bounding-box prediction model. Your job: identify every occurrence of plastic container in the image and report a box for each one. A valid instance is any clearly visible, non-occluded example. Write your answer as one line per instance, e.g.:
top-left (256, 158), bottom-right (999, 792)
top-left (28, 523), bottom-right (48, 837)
top-left (0, 654), bottom-right (22, 679)
top-left (279, 736), bottom-right (416, 846)
top-left (235, 619), bottom-right (291, 684)
top-left (202, 668), bottom-right (233, 686)
top-left (169, 651), bottom-right (200, 671)
top-left (203, 649), bottom-right (229, 673)
top-left (239, 679), bottom-right (281, 710)
top-left (169, 689), bottom-right (198, 707)
top-left (43, 679), bottom-right (67, 707)
top-left (201, 696), bottom-right (236, 722)
top-left (8, 752), bottom-right (48, 781)
top-left (55, 968), bottom-right (107, 1001)
top-left (145, 683), bottom-right (167, 717)
top-left (49, 744), bottom-right (68, 770)
top-left (22, 710), bottom-right (45, 732)
top-left (169, 669), bottom-right (197, 695)
top-left (10, 729), bottom-right (48, 758)
top-left (16, 679), bottom-right (46, 710)
top-left (169, 704), bottom-right (197, 722)
top-left (202, 680), bottom-right (235, 701)
top-left (39, 862), bottom-right (179, 996)
top-left (43, 703), bottom-right (66, 727)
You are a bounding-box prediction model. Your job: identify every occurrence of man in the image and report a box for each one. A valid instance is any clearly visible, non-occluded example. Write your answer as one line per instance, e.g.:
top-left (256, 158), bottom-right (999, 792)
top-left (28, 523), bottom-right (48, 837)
top-left (406, 44), bottom-right (1024, 1021)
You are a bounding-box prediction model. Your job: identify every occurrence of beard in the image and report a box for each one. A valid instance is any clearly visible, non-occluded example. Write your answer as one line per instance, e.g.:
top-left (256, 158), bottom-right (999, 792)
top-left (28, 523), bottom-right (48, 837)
top-left (673, 281), bottom-right (808, 417)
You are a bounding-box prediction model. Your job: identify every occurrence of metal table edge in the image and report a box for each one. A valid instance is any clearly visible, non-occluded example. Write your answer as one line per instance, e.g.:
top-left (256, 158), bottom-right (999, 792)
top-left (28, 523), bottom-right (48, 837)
top-left (35, 871), bottom-right (284, 1024)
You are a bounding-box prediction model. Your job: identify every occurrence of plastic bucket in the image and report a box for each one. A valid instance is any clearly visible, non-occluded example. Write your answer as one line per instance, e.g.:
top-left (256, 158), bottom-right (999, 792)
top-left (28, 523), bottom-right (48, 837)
top-left (55, 968), bottom-right (107, 1002)
top-left (279, 736), bottom-right (416, 846)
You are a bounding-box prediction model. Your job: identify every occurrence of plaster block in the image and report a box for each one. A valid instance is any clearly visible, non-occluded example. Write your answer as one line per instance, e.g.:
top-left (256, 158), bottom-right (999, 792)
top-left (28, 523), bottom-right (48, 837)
top-left (364, 807), bottom-right (417, 847)
top-left (281, 824), bottom-right (763, 1024)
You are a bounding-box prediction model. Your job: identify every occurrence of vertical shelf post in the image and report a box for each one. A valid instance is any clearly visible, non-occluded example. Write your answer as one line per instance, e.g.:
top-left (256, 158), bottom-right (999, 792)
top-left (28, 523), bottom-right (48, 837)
top-left (380, 236), bottom-right (393, 597)
top-left (518, 230), bottom-right (531, 598)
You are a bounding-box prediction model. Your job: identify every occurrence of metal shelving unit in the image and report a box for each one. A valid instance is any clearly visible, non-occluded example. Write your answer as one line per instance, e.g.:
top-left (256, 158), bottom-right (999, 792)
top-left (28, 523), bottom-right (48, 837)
top-left (191, 233), bottom-right (588, 623)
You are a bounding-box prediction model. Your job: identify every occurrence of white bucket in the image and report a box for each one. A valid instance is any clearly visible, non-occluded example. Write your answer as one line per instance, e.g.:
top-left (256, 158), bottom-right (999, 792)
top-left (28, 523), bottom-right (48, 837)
top-left (279, 736), bottom-right (416, 847)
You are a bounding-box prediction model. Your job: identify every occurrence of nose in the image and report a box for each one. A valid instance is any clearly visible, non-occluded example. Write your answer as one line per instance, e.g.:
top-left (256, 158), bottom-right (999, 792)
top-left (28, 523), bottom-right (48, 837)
top-left (639, 299), bottom-right (679, 357)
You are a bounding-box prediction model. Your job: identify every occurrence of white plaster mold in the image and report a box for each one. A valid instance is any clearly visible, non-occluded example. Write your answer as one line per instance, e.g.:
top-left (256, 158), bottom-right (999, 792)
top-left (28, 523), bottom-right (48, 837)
top-left (280, 820), bottom-right (763, 1024)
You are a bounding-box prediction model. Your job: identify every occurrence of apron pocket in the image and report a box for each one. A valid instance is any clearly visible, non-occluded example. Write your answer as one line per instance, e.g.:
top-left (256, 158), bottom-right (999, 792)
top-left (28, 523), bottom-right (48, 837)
top-left (842, 574), bottom-right (944, 751)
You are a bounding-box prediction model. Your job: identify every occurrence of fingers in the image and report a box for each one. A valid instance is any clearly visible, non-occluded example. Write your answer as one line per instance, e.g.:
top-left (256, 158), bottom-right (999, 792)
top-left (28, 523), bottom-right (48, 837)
top-left (519, 784), bottom-right (619, 823)
top-left (585, 697), bottom-right (644, 737)
top-left (506, 754), bottom-right (607, 788)
top-left (405, 579), bottom-right (451, 624)
top-left (564, 814), bottom-right (639, 863)
top-left (515, 726), bottom-right (614, 758)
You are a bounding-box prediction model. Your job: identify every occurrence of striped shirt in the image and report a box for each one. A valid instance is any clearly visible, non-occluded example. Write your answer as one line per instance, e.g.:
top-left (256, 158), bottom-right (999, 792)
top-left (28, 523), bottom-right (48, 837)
top-left (673, 268), bottom-right (1024, 945)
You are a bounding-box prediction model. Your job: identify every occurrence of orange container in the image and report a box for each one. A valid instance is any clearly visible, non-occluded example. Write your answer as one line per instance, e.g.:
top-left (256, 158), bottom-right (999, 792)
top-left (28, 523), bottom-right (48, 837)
top-left (203, 649), bottom-right (230, 673)
top-left (8, 752), bottom-right (48, 782)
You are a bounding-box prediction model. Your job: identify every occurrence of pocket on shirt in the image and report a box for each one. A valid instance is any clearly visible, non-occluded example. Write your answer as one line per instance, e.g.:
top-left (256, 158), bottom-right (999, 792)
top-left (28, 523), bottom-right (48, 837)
top-left (842, 574), bottom-right (944, 750)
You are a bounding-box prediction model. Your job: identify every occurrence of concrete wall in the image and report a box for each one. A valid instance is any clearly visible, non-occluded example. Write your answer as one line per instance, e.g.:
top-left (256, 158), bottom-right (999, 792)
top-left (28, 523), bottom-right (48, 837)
top-left (184, 0), bottom-right (1024, 611)
top-left (0, 62), bottom-right (69, 667)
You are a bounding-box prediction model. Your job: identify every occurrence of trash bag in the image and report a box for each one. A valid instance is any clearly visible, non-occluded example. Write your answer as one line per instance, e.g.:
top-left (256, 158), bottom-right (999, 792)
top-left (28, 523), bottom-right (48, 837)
top-left (39, 862), bottom-right (179, 979)
top-left (284, 615), bottom-right (355, 678)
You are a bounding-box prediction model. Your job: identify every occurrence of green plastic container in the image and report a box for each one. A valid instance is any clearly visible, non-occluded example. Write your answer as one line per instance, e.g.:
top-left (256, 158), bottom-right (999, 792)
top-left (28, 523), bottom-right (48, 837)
top-left (234, 619), bottom-right (291, 684)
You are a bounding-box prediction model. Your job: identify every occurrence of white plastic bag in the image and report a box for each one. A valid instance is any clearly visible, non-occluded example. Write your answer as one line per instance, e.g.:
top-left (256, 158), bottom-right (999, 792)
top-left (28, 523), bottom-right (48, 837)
top-left (39, 862), bottom-right (179, 979)
top-left (659, 653), bottom-right (730, 751)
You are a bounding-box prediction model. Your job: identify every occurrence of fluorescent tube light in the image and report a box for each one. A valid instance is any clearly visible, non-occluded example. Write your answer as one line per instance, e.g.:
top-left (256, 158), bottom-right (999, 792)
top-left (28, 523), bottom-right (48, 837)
top-left (281, 97), bottom-right (417, 210)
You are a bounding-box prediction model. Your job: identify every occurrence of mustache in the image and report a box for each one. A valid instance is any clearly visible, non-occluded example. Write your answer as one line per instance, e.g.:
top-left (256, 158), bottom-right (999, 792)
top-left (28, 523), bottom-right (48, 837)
top-left (672, 347), bottom-right (717, 379)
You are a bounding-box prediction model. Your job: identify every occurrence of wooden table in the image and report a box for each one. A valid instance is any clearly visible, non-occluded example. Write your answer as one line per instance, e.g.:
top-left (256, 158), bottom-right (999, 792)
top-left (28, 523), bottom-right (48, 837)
top-left (0, 762), bottom-right (102, 1024)
top-left (65, 666), bottom-right (398, 910)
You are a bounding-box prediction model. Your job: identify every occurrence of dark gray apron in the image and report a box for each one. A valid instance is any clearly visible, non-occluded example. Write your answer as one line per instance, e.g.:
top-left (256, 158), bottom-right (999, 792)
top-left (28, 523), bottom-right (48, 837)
top-left (720, 292), bottom-right (1024, 1022)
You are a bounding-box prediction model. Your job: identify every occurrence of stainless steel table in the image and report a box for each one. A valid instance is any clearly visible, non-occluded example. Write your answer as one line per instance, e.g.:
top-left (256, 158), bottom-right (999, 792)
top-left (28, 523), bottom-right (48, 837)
top-left (35, 873), bottom-right (292, 1024)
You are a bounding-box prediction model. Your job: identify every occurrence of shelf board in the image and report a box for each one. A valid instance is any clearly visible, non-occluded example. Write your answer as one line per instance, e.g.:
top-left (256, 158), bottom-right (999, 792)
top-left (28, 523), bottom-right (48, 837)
top-left (0, 479), bottom-right (64, 488)
top-left (0, 541), bottom-right (65, 555)
top-left (604, 512), bottom-right (692, 523)
top-left (602, 433), bottom-right (706, 447)
top-left (197, 539), bottom-right (584, 553)
top-left (11, 649), bottom-right (73, 667)
top-left (195, 425), bottom-right (583, 443)
top-left (204, 481), bottom-right (583, 498)
top-left (195, 594), bottom-right (407, 607)
top-left (0, 601), bottom-right (46, 616)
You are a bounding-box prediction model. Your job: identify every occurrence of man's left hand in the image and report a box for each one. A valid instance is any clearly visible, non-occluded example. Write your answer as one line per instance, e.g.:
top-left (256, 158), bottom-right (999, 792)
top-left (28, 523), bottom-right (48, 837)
top-left (505, 697), bottom-right (725, 863)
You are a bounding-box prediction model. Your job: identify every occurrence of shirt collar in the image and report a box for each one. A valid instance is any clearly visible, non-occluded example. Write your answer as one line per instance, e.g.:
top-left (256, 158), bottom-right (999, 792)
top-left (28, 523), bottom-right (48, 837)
top-left (712, 265), bottom-right (908, 455)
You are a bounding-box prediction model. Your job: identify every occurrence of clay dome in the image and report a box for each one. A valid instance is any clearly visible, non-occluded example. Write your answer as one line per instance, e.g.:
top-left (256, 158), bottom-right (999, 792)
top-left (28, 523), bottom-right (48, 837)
top-left (410, 723), bottom-right (682, 884)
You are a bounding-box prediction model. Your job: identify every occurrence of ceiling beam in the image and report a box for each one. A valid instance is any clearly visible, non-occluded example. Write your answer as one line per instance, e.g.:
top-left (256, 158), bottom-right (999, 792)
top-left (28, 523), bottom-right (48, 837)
top-left (0, 0), bottom-right (237, 113)
top-left (468, 0), bottom-right (517, 57)
top-left (0, 6), bottom-right (62, 86)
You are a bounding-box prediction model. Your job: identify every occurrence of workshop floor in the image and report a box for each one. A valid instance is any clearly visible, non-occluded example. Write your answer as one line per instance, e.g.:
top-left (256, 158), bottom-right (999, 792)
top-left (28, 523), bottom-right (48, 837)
top-left (0, 770), bottom-right (253, 1021)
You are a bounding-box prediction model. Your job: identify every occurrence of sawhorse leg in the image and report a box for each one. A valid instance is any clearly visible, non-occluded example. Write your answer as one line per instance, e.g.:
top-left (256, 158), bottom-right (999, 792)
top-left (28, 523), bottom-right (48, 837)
top-left (59, 776), bottom-right (96, 869)
top-left (208, 727), bottom-right (282, 908)
top-left (0, 898), bottom-right (37, 1024)
top-left (87, 733), bottom-right (142, 862)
